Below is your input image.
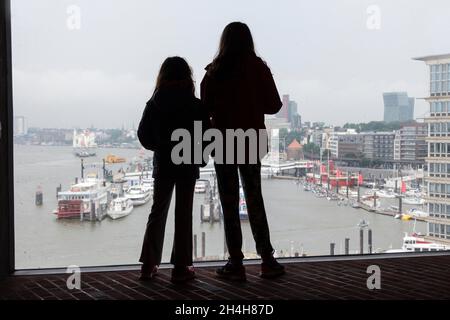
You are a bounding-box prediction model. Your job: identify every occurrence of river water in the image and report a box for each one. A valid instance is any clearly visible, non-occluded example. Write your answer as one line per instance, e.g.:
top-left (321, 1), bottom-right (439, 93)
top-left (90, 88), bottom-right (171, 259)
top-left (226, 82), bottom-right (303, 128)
top-left (14, 145), bottom-right (426, 269)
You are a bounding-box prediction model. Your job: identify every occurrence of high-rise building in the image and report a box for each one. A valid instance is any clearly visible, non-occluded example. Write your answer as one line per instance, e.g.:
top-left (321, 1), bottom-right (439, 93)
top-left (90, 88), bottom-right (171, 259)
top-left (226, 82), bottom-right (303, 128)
top-left (13, 116), bottom-right (27, 136)
top-left (393, 123), bottom-right (427, 162)
top-left (415, 53), bottom-right (450, 244)
top-left (288, 100), bottom-right (298, 123)
top-left (383, 92), bottom-right (415, 123)
top-left (276, 94), bottom-right (290, 120)
top-left (277, 94), bottom-right (300, 126)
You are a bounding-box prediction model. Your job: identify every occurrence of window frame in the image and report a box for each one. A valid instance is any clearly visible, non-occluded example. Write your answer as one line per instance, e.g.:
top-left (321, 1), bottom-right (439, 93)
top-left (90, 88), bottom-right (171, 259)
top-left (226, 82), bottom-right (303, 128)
top-left (0, 0), bottom-right (14, 278)
top-left (2, 1), bottom-right (450, 276)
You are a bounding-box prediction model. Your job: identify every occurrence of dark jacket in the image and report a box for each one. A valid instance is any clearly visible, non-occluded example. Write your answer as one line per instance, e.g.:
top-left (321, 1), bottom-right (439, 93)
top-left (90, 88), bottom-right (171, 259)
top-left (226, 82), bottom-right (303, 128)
top-left (200, 54), bottom-right (282, 162)
top-left (137, 87), bottom-right (210, 179)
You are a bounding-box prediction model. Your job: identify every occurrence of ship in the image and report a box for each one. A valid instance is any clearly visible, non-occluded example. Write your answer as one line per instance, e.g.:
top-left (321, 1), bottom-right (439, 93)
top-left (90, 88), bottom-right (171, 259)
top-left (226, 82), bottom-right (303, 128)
top-left (105, 154), bottom-right (126, 164)
top-left (384, 233), bottom-right (450, 253)
top-left (54, 173), bottom-right (110, 221)
top-left (239, 186), bottom-right (248, 220)
top-left (107, 197), bottom-right (133, 220)
top-left (73, 129), bottom-right (97, 157)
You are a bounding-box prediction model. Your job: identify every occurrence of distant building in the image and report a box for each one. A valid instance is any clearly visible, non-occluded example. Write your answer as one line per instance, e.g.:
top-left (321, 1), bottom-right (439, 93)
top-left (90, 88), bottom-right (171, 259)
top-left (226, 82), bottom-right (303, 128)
top-left (393, 123), bottom-right (427, 162)
top-left (361, 132), bottom-right (395, 160)
top-left (328, 131), bottom-right (363, 159)
top-left (276, 94), bottom-right (290, 120)
top-left (288, 100), bottom-right (298, 123)
top-left (13, 116), bottom-right (27, 136)
top-left (310, 130), bottom-right (323, 148)
top-left (383, 92), bottom-right (415, 123)
top-left (290, 114), bottom-right (302, 130)
top-left (286, 139), bottom-right (303, 160)
top-left (276, 94), bottom-right (301, 127)
top-left (414, 53), bottom-right (450, 244)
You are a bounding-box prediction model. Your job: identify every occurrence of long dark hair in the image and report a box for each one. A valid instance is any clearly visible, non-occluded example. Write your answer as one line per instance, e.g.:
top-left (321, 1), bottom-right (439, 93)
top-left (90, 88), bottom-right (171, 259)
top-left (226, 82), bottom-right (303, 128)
top-left (155, 56), bottom-right (195, 94)
top-left (208, 22), bottom-right (257, 77)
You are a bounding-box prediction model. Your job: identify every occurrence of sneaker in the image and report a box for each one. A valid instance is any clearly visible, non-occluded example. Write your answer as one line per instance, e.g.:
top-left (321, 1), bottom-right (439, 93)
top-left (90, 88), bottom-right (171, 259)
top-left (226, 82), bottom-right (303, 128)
top-left (260, 257), bottom-right (285, 279)
top-left (139, 264), bottom-right (158, 281)
top-left (171, 266), bottom-right (196, 284)
top-left (216, 260), bottom-right (247, 282)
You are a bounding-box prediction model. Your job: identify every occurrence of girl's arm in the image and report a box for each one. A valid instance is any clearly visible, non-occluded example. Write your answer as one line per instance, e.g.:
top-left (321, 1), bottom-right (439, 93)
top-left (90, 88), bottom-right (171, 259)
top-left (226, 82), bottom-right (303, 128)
top-left (259, 64), bottom-right (283, 115)
top-left (137, 100), bottom-right (161, 151)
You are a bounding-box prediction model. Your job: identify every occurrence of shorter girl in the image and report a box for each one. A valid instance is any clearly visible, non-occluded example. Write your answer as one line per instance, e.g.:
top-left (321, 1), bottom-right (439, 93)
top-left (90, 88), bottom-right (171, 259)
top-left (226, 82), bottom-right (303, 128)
top-left (138, 57), bottom-right (209, 283)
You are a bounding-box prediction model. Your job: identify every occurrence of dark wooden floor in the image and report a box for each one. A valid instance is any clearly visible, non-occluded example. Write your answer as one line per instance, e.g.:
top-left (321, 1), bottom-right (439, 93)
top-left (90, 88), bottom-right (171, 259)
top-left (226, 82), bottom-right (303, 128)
top-left (1, 254), bottom-right (450, 300)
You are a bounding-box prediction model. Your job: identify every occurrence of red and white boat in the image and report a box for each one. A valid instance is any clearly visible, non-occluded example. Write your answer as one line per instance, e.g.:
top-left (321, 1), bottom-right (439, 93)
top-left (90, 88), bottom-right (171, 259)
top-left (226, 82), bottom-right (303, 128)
top-left (385, 233), bottom-right (450, 253)
top-left (54, 174), bottom-right (110, 221)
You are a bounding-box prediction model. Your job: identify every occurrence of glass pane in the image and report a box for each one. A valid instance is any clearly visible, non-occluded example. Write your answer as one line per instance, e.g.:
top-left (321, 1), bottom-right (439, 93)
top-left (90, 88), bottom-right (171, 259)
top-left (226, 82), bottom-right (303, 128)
top-left (12, 0), bottom-right (447, 270)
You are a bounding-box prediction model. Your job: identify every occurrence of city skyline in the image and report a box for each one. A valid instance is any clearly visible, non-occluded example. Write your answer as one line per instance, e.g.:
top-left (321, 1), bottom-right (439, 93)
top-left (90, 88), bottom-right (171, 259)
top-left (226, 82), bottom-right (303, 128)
top-left (11, 0), bottom-right (450, 128)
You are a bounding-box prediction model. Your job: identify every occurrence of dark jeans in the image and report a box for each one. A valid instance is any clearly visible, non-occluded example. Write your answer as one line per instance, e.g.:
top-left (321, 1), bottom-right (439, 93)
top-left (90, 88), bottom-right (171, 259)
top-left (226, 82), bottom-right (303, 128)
top-left (139, 176), bottom-right (196, 267)
top-left (215, 163), bottom-right (274, 263)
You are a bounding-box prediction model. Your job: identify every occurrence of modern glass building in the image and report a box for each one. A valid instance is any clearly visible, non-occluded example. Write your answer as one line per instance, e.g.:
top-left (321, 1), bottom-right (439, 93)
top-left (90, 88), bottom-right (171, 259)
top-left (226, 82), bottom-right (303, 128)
top-left (383, 92), bottom-right (415, 123)
top-left (415, 54), bottom-right (450, 244)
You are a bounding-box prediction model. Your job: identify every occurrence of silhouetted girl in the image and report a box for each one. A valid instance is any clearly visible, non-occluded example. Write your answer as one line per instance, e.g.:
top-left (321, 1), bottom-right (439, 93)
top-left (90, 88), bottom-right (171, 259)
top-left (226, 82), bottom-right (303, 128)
top-left (201, 22), bottom-right (285, 281)
top-left (138, 57), bottom-right (209, 283)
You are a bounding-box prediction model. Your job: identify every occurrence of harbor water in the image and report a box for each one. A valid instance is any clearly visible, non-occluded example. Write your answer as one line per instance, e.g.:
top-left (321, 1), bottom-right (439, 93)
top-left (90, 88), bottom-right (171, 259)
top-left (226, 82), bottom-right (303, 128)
top-left (14, 145), bottom-right (426, 269)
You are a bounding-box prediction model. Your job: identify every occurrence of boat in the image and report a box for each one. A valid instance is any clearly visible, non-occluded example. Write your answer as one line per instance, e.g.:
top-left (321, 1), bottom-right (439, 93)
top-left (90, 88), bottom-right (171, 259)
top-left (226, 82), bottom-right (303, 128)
top-left (351, 202), bottom-right (361, 209)
top-left (141, 177), bottom-right (154, 193)
top-left (195, 179), bottom-right (209, 193)
top-left (388, 205), bottom-right (399, 212)
top-left (406, 208), bottom-right (429, 218)
top-left (54, 174), bottom-right (110, 220)
top-left (326, 194), bottom-right (339, 201)
top-left (401, 214), bottom-right (412, 221)
top-left (125, 185), bottom-right (151, 206)
top-left (402, 197), bottom-right (425, 205)
top-left (105, 154), bottom-right (126, 164)
top-left (73, 129), bottom-right (97, 157)
top-left (239, 187), bottom-right (248, 220)
top-left (384, 233), bottom-right (450, 253)
top-left (377, 189), bottom-right (397, 198)
top-left (107, 197), bottom-right (133, 220)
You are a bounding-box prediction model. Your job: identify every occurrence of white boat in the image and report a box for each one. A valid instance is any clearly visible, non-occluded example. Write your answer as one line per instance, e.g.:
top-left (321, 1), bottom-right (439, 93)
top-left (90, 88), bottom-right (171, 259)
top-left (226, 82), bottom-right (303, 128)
top-left (73, 129), bottom-right (97, 157)
top-left (377, 189), bottom-right (397, 198)
top-left (362, 200), bottom-right (381, 210)
top-left (406, 208), bottom-right (429, 218)
top-left (402, 197), bottom-right (425, 205)
top-left (195, 179), bottom-right (209, 193)
top-left (125, 185), bottom-right (151, 206)
top-left (351, 202), bottom-right (361, 209)
top-left (142, 177), bottom-right (154, 193)
top-left (107, 197), bottom-right (133, 220)
top-left (389, 205), bottom-right (399, 212)
top-left (55, 174), bottom-right (110, 220)
top-left (239, 187), bottom-right (248, 220)
top-left (385, 233), bottom-right (450, 253)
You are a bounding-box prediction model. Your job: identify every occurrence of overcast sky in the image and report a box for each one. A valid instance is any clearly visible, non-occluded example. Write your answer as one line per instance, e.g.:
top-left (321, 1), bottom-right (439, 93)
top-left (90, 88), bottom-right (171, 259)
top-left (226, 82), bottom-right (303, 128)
top-left (11, 0), bottom-right (450, 129)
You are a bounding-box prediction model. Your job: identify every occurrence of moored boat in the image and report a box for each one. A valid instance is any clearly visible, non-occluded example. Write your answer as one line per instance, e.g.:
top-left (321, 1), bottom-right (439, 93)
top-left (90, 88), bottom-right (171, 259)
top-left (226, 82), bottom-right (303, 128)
top-left (54, 174), bottom-right (110, 221)
top-left (107, 197), bottom-right (133, 220)
top-left (125, 185), bottom-right (151, 206)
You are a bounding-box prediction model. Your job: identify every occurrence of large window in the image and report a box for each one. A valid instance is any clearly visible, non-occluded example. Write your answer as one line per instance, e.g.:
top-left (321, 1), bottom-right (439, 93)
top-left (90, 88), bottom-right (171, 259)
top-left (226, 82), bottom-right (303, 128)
top-left (430, 64), bottom-right (450, 96)
top-left (13, 0), bottom-right (450, 270)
